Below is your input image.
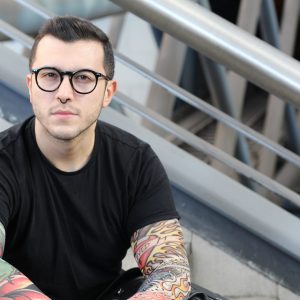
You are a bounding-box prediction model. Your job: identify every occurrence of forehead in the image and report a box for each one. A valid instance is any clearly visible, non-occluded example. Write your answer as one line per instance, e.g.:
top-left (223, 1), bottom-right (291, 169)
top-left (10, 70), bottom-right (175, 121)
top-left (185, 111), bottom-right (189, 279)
top-left (33, 35), bottom-right (105, 71)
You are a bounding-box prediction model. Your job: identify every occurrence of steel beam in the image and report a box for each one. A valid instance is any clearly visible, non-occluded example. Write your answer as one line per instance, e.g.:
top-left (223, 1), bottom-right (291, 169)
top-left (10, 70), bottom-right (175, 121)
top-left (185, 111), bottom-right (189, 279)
top-left (258, 0), bottom-right (300, 178)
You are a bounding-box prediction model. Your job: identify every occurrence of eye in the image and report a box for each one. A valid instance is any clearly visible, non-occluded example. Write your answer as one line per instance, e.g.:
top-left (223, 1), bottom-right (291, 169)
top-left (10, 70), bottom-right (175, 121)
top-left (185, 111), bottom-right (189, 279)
top-left (76, 74), bottom-right (89, 81)
top-left (40, 71), bottom-right (59, 80)
top-left (73, 72), bottom-right (95, 83)
top-left (47, 73), bottom-right (57, 78)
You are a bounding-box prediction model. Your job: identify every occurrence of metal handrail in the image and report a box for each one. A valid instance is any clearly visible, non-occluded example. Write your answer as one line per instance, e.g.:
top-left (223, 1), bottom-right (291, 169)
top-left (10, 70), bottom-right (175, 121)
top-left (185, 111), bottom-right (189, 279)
top-left (10, 0), bottom-right (124, 22)
top-left (13, 0), bottom-right (56, 19)
top-left (112, 0), bottom-right (300, 110)
top-left (115, 51), bottom-right (300, 168)
top-left (114, 91), bottom-right (300, 207)
top-left (0, 19), bottom-right (34, 49)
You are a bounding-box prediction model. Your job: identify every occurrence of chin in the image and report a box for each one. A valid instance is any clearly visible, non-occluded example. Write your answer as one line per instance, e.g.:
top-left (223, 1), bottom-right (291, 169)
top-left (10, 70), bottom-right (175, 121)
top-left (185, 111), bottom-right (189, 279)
top-left (42, 119), bottom-right (97, 142)
top-left (47, 128), bottom-right (83, 141)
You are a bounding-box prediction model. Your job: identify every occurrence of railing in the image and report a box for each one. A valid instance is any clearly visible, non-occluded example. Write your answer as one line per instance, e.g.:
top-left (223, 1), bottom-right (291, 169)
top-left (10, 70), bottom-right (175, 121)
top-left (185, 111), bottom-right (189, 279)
top-left (0, 0), bottom-right (123, 41)
top-left (112, 0), bottom-right (300, 109)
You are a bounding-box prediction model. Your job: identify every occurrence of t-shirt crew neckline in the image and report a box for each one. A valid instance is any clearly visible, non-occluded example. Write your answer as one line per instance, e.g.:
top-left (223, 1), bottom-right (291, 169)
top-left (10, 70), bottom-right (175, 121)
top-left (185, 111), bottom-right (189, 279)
top-left (29, 117), bottom-right (99, 176)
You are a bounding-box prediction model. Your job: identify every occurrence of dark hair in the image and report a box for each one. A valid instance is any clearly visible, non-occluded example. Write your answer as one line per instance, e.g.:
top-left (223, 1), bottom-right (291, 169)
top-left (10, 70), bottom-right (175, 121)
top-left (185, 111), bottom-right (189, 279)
top-left (29, 16), bottom-right (115, 79)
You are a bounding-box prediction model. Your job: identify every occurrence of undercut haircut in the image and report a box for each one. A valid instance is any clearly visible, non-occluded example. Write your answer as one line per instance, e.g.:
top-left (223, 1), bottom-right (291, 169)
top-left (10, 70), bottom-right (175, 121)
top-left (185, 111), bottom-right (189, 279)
top-left (29, 16), bottom-right (115, 79)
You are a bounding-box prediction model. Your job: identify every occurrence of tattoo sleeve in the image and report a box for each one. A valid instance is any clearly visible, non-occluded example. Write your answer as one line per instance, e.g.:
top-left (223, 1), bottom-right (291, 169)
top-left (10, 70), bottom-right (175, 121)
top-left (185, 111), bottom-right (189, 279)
top-left (0, 222), bottom-right (50, 299)
top-left (130, 219), bottom-right (191, 300)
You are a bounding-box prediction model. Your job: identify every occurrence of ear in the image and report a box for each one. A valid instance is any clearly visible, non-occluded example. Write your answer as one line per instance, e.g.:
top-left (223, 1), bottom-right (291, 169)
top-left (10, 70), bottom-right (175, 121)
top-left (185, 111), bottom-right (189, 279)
top-left (26, 73), bottom-right (33, 103)
top-left (102, 80), bottom-right (117, 108)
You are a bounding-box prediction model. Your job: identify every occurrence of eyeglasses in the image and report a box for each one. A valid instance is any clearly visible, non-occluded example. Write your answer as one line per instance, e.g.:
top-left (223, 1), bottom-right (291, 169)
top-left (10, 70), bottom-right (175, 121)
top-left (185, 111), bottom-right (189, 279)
top-left (31, 67), bottom-right (110, 94)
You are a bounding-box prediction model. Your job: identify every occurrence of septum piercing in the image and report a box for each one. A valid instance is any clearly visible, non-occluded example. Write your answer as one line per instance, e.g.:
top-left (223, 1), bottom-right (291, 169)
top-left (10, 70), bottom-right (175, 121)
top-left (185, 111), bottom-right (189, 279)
top-left (59, 98), bottom-right (69, 104)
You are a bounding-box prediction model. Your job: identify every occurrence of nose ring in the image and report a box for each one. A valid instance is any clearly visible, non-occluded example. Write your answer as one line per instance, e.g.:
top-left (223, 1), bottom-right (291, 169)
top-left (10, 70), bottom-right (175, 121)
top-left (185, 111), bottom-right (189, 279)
top-left (59, 98), bottom-right (69, 104)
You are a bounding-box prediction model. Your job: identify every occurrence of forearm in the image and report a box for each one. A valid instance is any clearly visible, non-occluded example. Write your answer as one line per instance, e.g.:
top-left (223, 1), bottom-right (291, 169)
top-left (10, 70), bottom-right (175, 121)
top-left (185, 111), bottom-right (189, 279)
top-left (129, 260), bottom-right (190, 300)
top-left (130, 219), bottom-right (191, 300)
top-left (129, 291), bottom-right (171, 299)
top-left (0, 259), bottom-right (50, 299)
top-left (0, 223), bottom-right (50, 299)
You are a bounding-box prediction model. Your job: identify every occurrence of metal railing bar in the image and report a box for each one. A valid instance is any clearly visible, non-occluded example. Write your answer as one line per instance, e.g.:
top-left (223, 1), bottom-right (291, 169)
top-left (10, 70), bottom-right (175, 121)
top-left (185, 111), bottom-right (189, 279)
top-left (260, 0), bottom-right (300, 155)
top-left (112, 0), bottom-right (300, 110)
top-left (114, 50), bottom-right (300, 168)
top-left (0, 19), bottom-right (34, 49)
top-left (114, 91), bottom-right (300, 207)
top-left (13, 0), bottom-right (55, 19)
top-left (14, 0), bottom-right (125, 20)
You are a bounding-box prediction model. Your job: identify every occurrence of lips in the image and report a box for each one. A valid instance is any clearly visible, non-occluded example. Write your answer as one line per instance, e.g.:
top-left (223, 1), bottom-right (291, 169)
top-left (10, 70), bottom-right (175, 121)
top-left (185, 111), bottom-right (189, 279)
top-left (54, 111), bottom-right (74, 115)
top-left (51, 109), bottom-right (78, 116)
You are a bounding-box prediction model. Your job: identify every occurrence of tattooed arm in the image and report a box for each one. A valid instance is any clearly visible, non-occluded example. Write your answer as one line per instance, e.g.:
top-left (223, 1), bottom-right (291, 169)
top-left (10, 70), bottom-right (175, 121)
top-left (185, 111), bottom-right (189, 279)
top-left (129, 219), bottom-right (191, 300)
top-left (0, 222), bottom-right (50, 299)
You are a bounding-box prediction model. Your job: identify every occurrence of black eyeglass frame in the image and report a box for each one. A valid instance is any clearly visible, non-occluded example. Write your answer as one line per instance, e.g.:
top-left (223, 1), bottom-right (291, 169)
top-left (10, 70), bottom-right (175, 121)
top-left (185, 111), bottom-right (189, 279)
top-left (31, 67), bottom-right (111, 94)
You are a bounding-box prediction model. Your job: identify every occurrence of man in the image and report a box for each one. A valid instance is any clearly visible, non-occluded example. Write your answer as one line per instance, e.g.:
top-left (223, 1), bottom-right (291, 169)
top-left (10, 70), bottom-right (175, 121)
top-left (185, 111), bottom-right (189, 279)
top-left (0, 16), bottom-right (191, 300)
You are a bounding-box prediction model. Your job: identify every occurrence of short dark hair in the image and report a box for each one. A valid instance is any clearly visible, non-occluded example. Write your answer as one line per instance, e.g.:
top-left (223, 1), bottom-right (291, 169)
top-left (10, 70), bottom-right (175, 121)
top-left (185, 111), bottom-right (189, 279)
top-left (29, 16), bottom-right (115, 79)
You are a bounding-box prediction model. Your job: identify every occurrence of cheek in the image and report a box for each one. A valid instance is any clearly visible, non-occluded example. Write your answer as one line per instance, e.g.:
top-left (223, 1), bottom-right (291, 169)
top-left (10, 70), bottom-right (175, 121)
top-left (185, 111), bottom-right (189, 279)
top-left (83, 94), bottom-right (104, 110)
top-left (87, 101), bottom-right (102, 115)
top-left (30, 89), bottom-right (52, 111)
top-left (83, 99), bottom-right (104, 120)
top-left (30, 98), bottom-right (43, 116)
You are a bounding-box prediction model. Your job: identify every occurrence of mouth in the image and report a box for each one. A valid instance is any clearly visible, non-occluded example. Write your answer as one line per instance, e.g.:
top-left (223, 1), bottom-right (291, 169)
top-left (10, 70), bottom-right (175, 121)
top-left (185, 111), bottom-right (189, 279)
top-left (51, 110), bottom-right (78, 118)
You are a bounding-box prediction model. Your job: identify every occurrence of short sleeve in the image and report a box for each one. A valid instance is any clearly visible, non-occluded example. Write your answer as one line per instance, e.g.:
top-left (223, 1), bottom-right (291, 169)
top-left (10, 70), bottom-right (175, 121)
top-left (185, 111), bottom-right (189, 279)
top-left (0, 160), bottom-right (16, 229)
top-left (126, 145), bottom-right (179, 236)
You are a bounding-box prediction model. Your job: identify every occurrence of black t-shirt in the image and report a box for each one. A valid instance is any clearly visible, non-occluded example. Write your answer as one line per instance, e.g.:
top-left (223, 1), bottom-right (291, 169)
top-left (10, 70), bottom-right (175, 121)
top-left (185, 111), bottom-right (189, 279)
top-left (0, 117), bottom-right (178, 300)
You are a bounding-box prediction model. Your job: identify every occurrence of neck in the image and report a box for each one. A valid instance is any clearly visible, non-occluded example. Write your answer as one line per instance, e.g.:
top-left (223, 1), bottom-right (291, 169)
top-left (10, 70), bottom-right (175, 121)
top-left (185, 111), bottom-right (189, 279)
top-left (34, 120), bottom-right (96, 172)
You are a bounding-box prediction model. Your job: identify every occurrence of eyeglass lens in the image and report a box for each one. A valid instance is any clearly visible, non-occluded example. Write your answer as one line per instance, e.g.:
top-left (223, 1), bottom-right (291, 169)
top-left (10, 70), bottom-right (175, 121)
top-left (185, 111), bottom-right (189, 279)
top-left (36, 68), bottom-right (98, 94)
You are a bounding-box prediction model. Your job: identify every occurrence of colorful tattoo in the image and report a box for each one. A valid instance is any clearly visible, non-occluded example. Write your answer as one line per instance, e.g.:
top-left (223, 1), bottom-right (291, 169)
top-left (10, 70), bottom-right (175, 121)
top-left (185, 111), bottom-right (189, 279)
top-left (131, 219), bottom-right (191, 300)
top-left (0, 265), bottom-right (50, 299)
top-left (129, 291), bottom-right (171, 299)
top-left (0, 224), bottom-right (50, 300)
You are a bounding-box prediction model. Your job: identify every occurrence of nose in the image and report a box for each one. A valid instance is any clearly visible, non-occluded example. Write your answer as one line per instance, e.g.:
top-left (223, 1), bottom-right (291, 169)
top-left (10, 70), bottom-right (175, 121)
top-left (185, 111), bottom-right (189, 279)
top-left (55, 75), bottom-right (73, 102)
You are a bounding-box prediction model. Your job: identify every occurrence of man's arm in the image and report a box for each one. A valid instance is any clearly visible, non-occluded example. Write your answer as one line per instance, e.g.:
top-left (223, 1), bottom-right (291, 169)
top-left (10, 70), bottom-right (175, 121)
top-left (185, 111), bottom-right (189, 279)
top-left (0, 222), bottom-right (50, 299)
top-left (129, 219), bottom-right (191, 300)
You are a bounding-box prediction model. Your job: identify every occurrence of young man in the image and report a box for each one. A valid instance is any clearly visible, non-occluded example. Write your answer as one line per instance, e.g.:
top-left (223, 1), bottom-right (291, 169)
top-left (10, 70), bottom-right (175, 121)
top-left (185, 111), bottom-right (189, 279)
top-left (0, 16), bottom-right (191, 300)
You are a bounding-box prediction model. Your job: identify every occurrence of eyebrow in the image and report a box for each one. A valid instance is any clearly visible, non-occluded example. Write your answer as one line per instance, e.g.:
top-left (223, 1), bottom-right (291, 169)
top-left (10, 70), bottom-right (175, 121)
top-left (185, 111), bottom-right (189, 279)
top-left (38, 66), bottom-right (96, 72)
